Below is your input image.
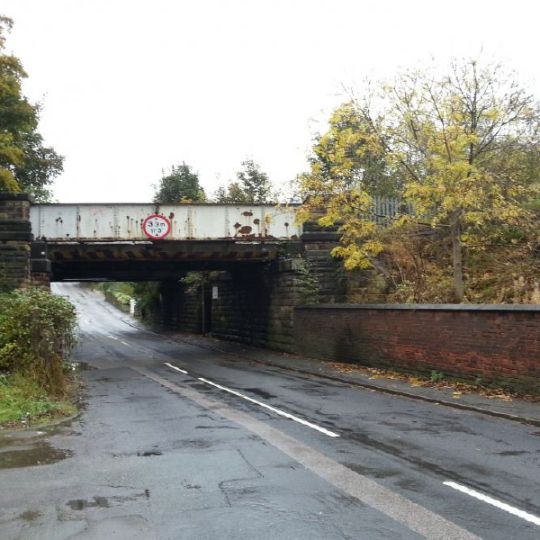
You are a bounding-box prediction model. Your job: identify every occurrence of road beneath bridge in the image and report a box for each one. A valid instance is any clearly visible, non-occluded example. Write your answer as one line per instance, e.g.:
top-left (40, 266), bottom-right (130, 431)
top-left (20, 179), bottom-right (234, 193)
top-left (0, 284), bottom-right (538, 539)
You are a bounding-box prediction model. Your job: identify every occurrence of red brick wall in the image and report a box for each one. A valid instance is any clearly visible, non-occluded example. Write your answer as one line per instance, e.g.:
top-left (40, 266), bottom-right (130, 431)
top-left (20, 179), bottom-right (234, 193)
top-left (294, 305), bottom-right (540, 392)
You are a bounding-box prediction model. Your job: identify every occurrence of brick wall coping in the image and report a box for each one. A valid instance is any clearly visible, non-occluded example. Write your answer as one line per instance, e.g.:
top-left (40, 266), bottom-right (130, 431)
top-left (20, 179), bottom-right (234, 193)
top-left (296, 303), bottom-right (540, 312)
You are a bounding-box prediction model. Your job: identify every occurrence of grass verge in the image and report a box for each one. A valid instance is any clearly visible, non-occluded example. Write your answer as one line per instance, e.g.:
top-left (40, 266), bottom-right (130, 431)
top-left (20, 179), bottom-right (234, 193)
top-left (0, 372), bottom-right (78, 430)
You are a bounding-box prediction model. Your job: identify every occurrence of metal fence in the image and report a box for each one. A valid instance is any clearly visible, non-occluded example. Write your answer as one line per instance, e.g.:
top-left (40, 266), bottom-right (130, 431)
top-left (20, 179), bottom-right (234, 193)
top-left (371, 197), bottom-right (415, 225)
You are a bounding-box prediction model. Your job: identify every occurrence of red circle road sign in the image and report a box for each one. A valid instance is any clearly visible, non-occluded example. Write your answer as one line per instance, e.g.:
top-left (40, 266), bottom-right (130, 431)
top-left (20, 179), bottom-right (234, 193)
top-left (142, 214), bottom-right (172, 240)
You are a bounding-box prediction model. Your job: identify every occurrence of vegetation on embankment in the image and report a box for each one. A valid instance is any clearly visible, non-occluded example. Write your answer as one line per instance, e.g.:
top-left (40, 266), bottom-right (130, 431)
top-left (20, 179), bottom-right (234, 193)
top-left (299, 59), bottom-right (540, 304)
top-left (0, 288), bottom-right (78, 428)
top-left (96, 282), bottom-right (136, 312)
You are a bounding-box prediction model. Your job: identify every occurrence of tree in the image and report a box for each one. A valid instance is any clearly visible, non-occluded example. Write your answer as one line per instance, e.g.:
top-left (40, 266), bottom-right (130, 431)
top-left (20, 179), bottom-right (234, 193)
top-left (0, 16), bottom-right (63, 199)
top-left (214, 181), bottom-right (248, 204)
top-left (306, 102), bottom-right (399, 198)
top-left (236, 159), bottom-right (272, 203)
top-left (153, 162), bottom-right (206, 203)
top-left (298, 104), bottom-right (391, 273)
top-left (215, 159), bottom-right (272, 203)
top-left (13, 131), bottom-right (64, 200)
top-left (300, 59), bottom-right (540, 301)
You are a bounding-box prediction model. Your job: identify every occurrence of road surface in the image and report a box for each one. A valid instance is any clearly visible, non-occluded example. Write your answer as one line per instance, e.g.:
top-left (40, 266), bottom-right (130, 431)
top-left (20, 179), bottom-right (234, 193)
top-left (0, 283), bottom-right (539, 539)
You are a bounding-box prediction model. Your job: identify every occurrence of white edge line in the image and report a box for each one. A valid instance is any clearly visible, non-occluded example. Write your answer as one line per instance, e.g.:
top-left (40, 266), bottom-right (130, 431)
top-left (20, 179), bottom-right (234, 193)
top-left (164, 362), bottom-right (188, 375)
top-left (443, 481), bottom-right (540, 526)
top-left (197, 376), bottom-right (339, 438)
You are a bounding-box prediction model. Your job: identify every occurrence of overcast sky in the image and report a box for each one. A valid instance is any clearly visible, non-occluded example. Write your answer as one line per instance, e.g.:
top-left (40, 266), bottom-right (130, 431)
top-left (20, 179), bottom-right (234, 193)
top-left (3, 0), bottom-right (540, 202)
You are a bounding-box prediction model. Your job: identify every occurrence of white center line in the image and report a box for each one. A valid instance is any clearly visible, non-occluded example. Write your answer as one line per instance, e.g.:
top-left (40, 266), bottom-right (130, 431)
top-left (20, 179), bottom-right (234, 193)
top-left (443, 481), bottom-right (540, 526)
top-left (164, 362), bottom-right (189, 375)
top-left (164, 363), bottom-right (338, 437)
top-left (197, 376), bottom-right (339, 438)
top-left (108, 335), bottom-right (136, 348)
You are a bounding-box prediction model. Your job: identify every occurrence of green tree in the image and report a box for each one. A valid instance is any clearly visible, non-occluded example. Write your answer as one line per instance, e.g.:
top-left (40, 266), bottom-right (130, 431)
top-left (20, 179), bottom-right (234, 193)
top-left (300, 59), bottom-right (540, 301)
top-left (13, 131), bottom-right (64, 200)
top-left (215, 160), bottom-right (272, 203)
top-left (153, 162), bottom-right (206, 203)
top-left (0, 16), bottom-right (63, 199)
top-left (214, 181), bottom-right (247, 203)
top-left (236, 159), bottom-right (272, 203)
top-left (213, 185), bottom-right (227, 202)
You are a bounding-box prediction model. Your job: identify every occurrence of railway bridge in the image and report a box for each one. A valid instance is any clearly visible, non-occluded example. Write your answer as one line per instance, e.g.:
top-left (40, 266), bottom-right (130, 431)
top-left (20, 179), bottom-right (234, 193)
top-left (1, 193), bottom-right (344, 351)
top-left (29, 201), bottom-right (305, 281)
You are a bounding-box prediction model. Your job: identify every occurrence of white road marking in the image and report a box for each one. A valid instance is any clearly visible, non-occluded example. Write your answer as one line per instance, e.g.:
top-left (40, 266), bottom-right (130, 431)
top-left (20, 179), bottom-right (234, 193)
top-left (136, 367), bottom-right (479, 539)
top-left (111, 338), bottom-right (533, 529)
top-left (443, 481), bottom-right (540, 526)
top-left (165, 362), bottom-right (189, 375)
top-left (107, 334), bottom-right (134, 349)
top-left (197, 376), bottom-right (339, 438)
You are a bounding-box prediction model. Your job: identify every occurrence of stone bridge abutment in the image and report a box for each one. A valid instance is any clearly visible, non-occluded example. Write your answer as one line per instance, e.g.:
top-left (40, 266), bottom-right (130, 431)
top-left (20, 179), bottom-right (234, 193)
top-left (0, 194), bottom-right (50, 291)
top-left (138, 239), bottom-right (346, 352)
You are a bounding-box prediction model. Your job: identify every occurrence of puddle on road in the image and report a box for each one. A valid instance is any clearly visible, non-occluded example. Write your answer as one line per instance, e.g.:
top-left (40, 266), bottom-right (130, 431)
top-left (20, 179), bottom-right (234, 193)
top-left (195, 425), bottom-right (238, 430)
top-left (137, 450), bottom-right (162, 457)
top-left (0, 422), bottom-right (76, 469)
top-left (343, 462), bottom-right (400, 479)
top-left (0, 440), bottom-right (72, 469)
top-left (67, 491), bottom-right (151, 511)
top-left (172, 438), bottom-right (212, 450)
top-left (395, 477), bottom-right (423, 493)
top-left (67, 496), bottom-right (110, 510)
top-left (19, 510), bottom-right (42, 522)
top-left (496, 450), bottom-right (529, 456)
top-left (243, 387), bottom-right (277, 400)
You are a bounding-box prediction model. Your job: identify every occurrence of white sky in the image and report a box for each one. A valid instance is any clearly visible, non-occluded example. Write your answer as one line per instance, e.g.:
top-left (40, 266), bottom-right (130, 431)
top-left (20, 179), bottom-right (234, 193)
top-left (3, 0), bottom-right (540, 202)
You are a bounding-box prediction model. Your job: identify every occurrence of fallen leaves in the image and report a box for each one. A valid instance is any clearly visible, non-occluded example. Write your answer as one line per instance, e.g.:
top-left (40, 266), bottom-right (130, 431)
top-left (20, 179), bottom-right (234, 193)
top-left (323, 361), bottom-right (539, 402)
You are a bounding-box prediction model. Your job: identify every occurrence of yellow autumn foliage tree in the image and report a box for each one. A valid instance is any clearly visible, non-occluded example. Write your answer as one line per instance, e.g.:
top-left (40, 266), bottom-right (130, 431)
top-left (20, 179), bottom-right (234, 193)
top-left (300, 59), bottom-right (540, 301)
top-left (297, 102), bottom-right (393, 270)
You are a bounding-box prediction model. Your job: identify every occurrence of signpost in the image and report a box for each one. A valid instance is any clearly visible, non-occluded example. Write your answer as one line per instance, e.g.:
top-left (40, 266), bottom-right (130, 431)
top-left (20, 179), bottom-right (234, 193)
top-left (142, 214), bottom-right (171, 240)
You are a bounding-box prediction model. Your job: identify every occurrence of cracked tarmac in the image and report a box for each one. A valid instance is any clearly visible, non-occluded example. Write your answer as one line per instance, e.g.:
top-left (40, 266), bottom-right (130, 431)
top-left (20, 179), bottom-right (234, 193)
top-left (0, 284), bottom-right (538, 539)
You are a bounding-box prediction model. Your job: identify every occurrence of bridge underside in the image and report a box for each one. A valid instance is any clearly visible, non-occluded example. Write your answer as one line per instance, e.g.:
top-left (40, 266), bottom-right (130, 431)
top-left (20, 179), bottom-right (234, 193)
top-left (36, 239), bottom-right (344, 355)
top-left (47, 240), bottom-right (304, 281)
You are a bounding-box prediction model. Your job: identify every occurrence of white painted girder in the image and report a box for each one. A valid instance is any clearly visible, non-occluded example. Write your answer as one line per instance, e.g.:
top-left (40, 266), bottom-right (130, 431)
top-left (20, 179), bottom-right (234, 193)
top-left (30, 203), bottom-right (301, 242)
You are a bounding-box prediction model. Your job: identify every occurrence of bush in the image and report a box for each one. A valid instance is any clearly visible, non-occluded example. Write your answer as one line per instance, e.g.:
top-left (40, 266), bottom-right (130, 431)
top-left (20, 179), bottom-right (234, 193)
top-left (97, 282), bottom-right (135, 309)
top-left (0, 288), bottom-right (77, 394)
top-left (132, 281), bottom-right (161, 314)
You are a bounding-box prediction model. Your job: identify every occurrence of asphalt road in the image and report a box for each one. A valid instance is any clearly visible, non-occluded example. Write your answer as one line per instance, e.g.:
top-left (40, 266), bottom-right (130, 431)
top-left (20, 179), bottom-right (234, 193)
top-left (0, 283), bottom-right (539, 539)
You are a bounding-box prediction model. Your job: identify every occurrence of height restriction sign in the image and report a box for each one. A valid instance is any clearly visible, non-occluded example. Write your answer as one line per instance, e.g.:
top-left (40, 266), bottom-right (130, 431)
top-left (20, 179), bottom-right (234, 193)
top-left (142, 214), bottom-right (172, 240)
